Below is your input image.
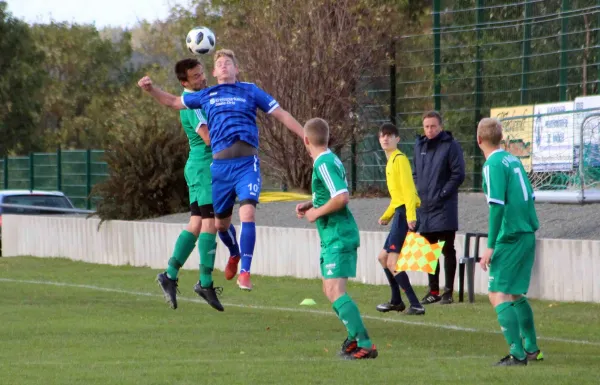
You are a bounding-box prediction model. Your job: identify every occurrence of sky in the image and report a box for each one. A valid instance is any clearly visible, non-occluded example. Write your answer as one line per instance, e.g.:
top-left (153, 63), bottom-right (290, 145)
top-left (6, 0), bottom-right (190, 28)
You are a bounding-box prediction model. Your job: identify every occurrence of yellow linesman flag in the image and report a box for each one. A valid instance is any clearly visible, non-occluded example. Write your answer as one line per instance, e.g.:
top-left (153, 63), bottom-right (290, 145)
top-left (395, 232), bottom-right (445, 275)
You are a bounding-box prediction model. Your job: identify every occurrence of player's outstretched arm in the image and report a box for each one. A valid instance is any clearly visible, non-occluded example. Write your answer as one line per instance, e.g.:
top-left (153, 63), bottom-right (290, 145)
top-left (270, 107), bottom-right (304, 139)
top-left (137, 76), bottom-right (185, 110)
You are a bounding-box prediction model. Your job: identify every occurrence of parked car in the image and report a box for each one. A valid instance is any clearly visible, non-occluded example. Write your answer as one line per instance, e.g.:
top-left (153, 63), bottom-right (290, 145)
top-left (0, 190), bottom-right (77, 240)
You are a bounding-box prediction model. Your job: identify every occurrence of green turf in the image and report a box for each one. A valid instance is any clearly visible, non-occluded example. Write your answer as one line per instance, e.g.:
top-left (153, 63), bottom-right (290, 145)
top-left (1, 257), bottom-right (598, 385)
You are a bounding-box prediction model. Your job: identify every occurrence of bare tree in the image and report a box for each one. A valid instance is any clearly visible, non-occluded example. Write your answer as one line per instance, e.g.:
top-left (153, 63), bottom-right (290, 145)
top-left (214, 0), bottom-right (404, 191)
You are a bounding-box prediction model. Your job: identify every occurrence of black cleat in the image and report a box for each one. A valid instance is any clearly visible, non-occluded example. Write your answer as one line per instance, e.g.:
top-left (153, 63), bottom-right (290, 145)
top-left (344, 345), bottom-right (378, 360)
top-left (338, 338), bottom-right (358, 357)
top-left (439, 289), bottom-right (454, 305)
top-left (376, 302), bottom-right (406, 313)
top-left (157, 272), bottom-right (179, 309)
top-left (404, 305), bottom-right (426, 315)
top-left (526, 350), bottom-right (544, 362)
top-left (193, 282), bottom-right (224, 312)
top-left (420, 292), bottom-right (441, 305)
top-left (495, 354), bottom-right (527, 366)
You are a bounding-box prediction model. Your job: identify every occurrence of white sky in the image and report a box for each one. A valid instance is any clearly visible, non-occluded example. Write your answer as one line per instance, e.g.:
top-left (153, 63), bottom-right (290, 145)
top-left (6, 0), bottom-right (190, 28)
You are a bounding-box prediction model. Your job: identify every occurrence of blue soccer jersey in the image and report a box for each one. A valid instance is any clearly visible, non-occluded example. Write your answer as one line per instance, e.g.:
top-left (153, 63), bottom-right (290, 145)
top-left (181, 82), bottom-right (280, 154)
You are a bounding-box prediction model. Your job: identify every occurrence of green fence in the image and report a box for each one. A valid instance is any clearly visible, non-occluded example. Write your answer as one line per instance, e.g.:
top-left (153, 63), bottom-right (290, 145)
top-left (352, 0), bottom-right (600, 193)
top-left (0, 150), bottom-right (109, 209)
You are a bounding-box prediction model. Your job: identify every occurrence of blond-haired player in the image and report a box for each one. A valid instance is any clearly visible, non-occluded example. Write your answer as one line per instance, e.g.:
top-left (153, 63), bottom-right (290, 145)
top-left (138, 49), bottom-right (304, 292)
top-left (477, 117), bottom-right (543, 366)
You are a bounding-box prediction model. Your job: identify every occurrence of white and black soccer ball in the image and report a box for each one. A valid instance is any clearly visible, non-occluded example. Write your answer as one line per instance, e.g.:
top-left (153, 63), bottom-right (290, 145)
top-left (186, 26), bottom-right (216, 55)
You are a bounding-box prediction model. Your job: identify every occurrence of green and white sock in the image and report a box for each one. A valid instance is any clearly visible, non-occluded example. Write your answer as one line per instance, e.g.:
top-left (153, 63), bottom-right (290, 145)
top-left (495, 302), bottom-right (526, 360)
top-left (166, 230), bottom-right (197, 280)
top-left (333, 293), bottom-right (372, 349)
top-left (199, 232), bottom-right (217, 287)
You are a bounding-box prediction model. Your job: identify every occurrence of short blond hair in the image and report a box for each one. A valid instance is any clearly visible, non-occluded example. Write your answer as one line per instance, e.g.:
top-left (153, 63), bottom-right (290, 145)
top-left (214, 49), bottom-right (238, 66)
top-left (477, 118), bottom-right (503, 146)
top-left (304, 118), bottom-right (329, 146)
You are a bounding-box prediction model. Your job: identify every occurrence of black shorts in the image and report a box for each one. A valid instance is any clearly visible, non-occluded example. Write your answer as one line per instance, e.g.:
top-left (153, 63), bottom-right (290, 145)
top-left (383, 206), bottom-right (408, 253)
top-left (190, 201), bottom-right (215, 218)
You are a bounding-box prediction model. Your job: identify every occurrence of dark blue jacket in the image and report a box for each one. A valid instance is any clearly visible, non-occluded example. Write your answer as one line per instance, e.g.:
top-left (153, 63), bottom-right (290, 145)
top-left (413, 131), bottom-right (466, 233)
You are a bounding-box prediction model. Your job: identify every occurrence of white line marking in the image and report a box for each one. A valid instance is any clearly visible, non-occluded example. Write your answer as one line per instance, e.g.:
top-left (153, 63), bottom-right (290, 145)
top-left (1, 278), bottom-right (599, 347)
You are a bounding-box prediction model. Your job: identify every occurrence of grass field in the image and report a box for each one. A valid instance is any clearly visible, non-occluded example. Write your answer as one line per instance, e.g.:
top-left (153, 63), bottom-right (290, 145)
top-left (1, 257), bottom-right (599, 385)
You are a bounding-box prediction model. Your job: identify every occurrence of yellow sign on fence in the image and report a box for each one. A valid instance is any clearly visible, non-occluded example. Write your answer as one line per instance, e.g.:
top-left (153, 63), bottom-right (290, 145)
top-left (490, 105), bottom-right (535, 172)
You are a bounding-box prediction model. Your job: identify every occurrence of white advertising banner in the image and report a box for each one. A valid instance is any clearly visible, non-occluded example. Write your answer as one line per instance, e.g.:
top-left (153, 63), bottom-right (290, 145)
top-left (532, 102), bottom-right (574, 172)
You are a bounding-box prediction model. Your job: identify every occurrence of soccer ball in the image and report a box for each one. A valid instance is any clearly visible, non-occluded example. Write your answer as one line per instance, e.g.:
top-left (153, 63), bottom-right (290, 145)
top-left (186, 27), bottom-right (216, 55)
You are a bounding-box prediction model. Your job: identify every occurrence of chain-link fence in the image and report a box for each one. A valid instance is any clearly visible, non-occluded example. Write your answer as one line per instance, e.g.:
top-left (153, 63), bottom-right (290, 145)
top-left (0, 150), bottom-right (109, 209)
top-left (353, 0), bottom-right (600, 194)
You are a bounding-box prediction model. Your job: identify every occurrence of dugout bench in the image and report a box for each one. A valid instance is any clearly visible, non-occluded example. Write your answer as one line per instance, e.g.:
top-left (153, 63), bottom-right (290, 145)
top-left (457, 232), bottom-right (488, 303)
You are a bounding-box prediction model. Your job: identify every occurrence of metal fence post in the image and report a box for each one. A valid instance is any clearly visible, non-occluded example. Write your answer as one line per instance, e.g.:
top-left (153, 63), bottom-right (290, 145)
top-left (350, 137), bottom-right (357, 194)
top-left (3, 156), bottom-right (7, 189)
top-left (56, 147), bottom-right (62, 191)
top-left (433, 0), bottom-right (441, 112)
top-left (29, 152), bottom-right (35, 191)
top-left (473, 0), bottom-right (484, 190)
top-left (559, 0), bottom-right (570, 101)
top-left (390, 39), bottom-right (397, 125)
top-left (86, 149), bottom-right (92, 210)
top-left (520, 0), bottom-right (532, 105)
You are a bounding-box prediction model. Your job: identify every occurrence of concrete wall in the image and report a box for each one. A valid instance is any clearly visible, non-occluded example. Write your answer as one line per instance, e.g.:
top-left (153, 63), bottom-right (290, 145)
top-left (3, 215), bottom-right (599, 303)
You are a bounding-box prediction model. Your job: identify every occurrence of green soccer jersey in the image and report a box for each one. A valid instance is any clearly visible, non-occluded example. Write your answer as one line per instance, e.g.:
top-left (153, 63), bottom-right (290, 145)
top-left (482, 149), bottom-right (539, 241)
top-left (311, 149), bottom-right (360, 249)
top-left (180, 90), bottom-right (211, 161)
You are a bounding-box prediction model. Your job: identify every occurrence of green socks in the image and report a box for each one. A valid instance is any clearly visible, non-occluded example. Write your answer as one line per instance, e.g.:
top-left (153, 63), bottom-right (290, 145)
top-left (199, 232), bottom-right (217, 287)
top-left (495, 301), bottom-right (526, 360)
top-left (513, 297), bottom-right (539, 353)
top-left (333, 293), bottom-right (372, 349)
top-left (166, 230), bottom-right (198, 280)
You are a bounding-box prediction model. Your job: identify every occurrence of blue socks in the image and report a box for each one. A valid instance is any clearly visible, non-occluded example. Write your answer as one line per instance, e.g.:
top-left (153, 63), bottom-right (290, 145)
top-left (240, 222), bottom-right (256, 273)
top-left (218, 224), bottom-right (240, 257)
top-left (394, 271), bottom-right (421, 308)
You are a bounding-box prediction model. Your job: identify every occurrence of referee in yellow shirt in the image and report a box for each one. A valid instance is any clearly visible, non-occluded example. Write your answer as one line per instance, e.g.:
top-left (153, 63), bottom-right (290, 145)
top-left (376, 123), bottom-right (425, 315)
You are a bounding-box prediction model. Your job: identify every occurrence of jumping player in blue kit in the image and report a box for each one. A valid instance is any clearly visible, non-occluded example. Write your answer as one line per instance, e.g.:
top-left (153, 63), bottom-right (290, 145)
top-left (138, 50), bottom-right (304, 291)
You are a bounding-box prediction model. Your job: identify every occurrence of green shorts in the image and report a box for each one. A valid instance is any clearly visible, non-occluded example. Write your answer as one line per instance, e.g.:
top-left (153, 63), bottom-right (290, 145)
top-left (320, 247), bottom-right (357, 279)
top-left (184, 159), bottom-right (212, 206)
top-left (488, 232), bottom-right (536, 295)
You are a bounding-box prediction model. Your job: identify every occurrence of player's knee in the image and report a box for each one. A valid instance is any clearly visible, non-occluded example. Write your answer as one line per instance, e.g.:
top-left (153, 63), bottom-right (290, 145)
top-left (377, 250), bottom-right (388, 266)
top-left (386, 254), bottom-right (398, 272)
top-left (202, 218), bottom-right (216, 234)
top-left (238, 201), bottom-right (256, 222)
top-left (215, 221), bottom-right (228, 232)
top-left (186, 217), bottom-right (202, 236)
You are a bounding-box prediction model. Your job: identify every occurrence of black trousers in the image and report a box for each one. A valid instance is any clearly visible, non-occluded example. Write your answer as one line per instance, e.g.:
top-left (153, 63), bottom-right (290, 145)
top-left (420, 231), bottom-right (457, 293)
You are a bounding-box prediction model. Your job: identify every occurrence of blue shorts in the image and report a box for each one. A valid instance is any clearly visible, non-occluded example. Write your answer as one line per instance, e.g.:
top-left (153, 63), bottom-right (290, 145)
top-left (210, 155), bottom-right (261, 217)
top-left (383, 205), bottom-right (408, 253)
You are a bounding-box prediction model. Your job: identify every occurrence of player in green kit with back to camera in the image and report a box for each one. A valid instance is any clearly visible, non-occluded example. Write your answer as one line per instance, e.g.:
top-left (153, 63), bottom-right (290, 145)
top-left (295, 118), bottom-right (377, 360)
top-left (477, 117), bottom-right (543, 366)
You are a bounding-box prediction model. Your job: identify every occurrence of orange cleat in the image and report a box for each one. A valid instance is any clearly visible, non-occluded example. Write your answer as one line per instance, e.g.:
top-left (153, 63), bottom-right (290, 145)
top-left (237, 271), bottom-right (253, 291)
top-left (224, 255), bottom-right (240, 280)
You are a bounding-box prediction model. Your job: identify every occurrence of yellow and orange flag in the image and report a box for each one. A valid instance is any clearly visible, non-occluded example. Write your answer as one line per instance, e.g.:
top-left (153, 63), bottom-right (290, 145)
top-left (395, 232), bottom-right (445, 275)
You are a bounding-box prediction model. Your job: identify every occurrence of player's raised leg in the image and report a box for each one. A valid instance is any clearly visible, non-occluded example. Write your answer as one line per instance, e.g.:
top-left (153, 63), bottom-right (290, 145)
top-left (233, 155), bottom-right (262, 291)
top-left (219, 223), bottom-right (241, 280)
top-left (157, 206), bottom-right (202, 310)
top-left (191, 201), bottom-right (224, 312)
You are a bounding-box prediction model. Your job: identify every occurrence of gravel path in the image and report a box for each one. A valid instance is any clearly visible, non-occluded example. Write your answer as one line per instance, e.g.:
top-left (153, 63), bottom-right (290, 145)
top-left (145, 193), bottom-right (600, 240)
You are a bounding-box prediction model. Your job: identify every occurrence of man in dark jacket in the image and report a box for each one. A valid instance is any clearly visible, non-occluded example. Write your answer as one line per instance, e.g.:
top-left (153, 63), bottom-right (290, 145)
top-left (413, 111), bottom-right (466, 305)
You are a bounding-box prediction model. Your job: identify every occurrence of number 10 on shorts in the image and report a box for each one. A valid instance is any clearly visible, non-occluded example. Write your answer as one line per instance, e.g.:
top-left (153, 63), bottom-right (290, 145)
top-left (248, 183), bottom-right (259, 197)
